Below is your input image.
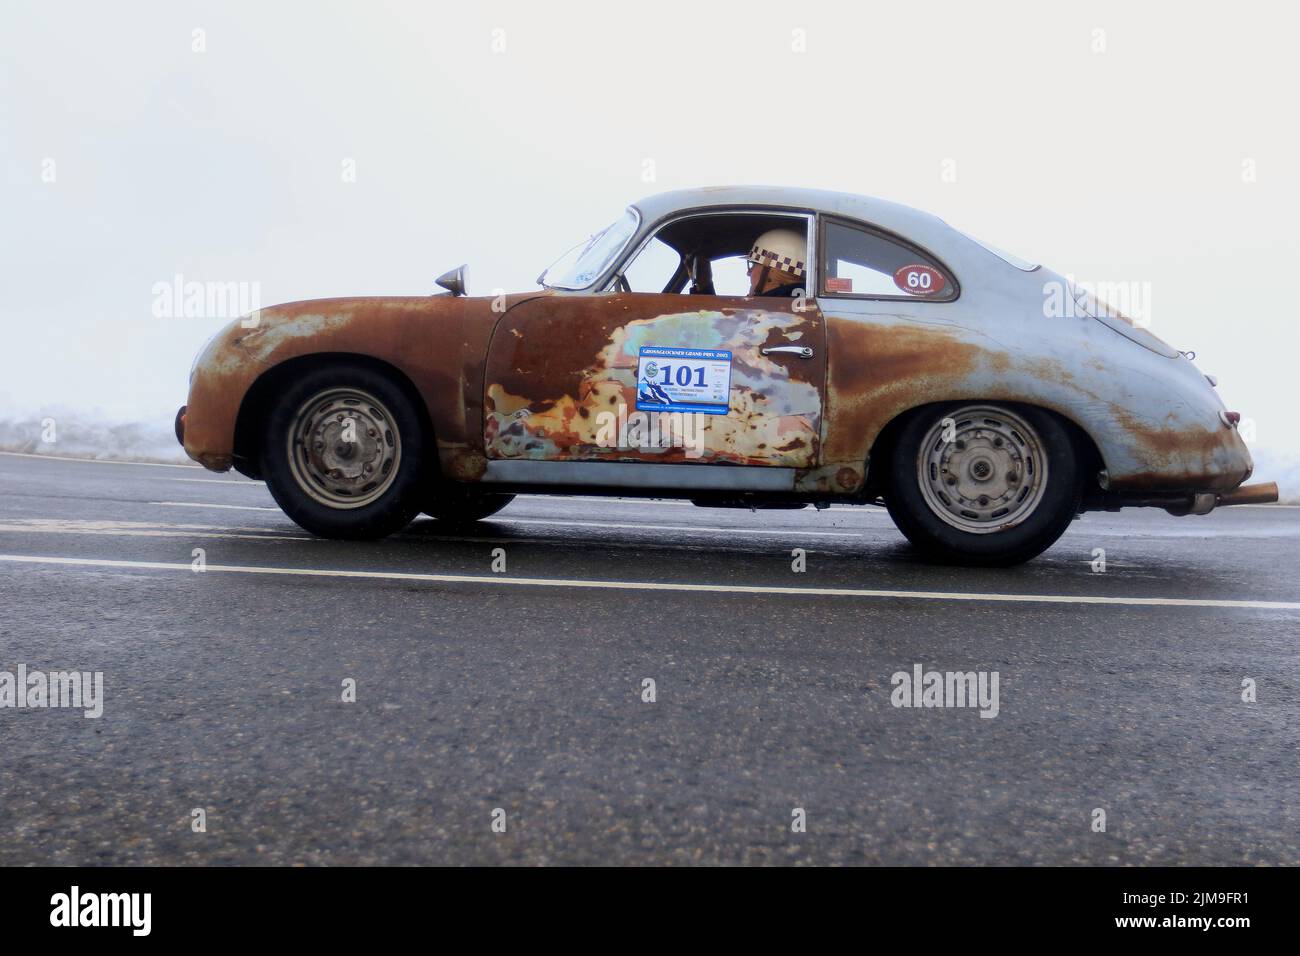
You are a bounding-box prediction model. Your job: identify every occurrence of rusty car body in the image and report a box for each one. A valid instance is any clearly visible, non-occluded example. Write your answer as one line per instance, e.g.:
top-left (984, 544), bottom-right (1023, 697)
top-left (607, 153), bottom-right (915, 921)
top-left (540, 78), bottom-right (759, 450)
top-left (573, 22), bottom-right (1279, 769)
top-left (177, 186), bottom-right (1276, 564)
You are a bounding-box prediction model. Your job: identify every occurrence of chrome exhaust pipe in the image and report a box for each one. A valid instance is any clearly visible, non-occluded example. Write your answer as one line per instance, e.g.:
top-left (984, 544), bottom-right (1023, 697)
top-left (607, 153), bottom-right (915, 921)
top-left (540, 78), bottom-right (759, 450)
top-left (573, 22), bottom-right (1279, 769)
top-left (1161, 482), bottom-right (1278, 517)
top-left (1217, 481), bottom-right (1279, 507)
top-left (1094, 481), bottom-right (1280, 515)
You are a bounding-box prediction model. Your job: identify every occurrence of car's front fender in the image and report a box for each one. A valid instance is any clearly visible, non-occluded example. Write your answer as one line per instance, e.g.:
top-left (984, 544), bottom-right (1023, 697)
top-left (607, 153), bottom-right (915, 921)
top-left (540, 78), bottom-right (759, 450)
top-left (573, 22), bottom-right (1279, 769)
top-left (182, 294), bottom-right (545, 477)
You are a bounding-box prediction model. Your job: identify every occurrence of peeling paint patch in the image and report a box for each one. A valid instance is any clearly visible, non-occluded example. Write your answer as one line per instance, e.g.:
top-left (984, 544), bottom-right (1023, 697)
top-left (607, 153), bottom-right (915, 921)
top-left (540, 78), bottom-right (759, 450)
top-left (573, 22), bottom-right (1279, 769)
top-left (483, 295), bottom-right (824, 467)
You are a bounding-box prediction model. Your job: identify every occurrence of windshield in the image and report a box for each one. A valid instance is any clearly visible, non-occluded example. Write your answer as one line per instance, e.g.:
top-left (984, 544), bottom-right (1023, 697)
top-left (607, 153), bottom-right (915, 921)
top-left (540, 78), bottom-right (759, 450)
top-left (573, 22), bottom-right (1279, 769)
top-left (540, 208), bottom-right (640, 290)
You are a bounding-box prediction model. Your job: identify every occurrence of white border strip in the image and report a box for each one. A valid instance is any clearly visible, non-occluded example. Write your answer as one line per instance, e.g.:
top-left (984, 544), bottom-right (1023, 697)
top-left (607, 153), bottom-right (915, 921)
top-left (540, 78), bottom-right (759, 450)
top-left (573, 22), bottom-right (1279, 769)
top-left (1, 554), bottom-right (1296, 610)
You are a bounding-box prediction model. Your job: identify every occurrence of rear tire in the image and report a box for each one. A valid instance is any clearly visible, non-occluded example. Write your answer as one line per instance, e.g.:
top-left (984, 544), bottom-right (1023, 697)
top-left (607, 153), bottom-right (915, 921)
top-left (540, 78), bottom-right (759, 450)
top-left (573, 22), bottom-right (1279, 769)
top-left (884, 403), bottom-right (1081, 566)
top-left (423, 487), bottom-right (514, 524)
top-left (261, 363), bottom-right (429, 539)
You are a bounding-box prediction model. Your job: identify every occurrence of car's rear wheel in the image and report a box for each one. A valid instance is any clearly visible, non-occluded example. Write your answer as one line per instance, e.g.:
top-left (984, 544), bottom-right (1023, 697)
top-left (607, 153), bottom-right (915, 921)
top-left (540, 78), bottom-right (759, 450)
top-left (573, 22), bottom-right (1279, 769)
top-left (884, 403), bottom-right (1081, 565)
top-left (423, 487), bottom-right (514, 524)
top-left (261, 364), bottom-right (428, 539)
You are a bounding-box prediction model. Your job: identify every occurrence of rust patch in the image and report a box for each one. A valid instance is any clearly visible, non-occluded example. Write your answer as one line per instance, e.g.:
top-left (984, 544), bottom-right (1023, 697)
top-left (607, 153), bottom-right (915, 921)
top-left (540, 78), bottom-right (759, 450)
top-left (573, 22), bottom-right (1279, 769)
top-left (793, 462), bottom-right (864, 494)
top-left (194, 451), bottom-right (233, 472)
top-left (1008, 354), bottom-right (1250, 489)
top-left (817, 315), bottom-right (1250, 494)
top-left (184, 293), bottom-right (547, 476)
top-left (183, 288), bottom-right (1251, 498)
top-left (1105, 414), bottom-right (1250, 491)
top-left (482, 293), bottom-right (826, 468)
top-left (821, 317), bottom-right (983, 467)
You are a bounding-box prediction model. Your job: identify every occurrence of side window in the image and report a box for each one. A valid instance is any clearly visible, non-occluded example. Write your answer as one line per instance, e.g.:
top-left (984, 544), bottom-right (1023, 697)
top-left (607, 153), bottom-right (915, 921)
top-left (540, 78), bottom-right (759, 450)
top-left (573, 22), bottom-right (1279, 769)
top-left (707, 256), bottom-right (751, 297)
top-left (617, 213), bottom-right (814, 296)
top-left (820, 220), bottom-right (956, 301)
top-left (621, 237), bottom-right (681, 293)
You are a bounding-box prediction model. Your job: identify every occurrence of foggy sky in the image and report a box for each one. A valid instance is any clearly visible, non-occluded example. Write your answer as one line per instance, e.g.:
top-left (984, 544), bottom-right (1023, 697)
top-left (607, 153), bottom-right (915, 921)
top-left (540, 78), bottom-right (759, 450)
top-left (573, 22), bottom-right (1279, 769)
top-left (2, 1), bottom-right (1296, 473)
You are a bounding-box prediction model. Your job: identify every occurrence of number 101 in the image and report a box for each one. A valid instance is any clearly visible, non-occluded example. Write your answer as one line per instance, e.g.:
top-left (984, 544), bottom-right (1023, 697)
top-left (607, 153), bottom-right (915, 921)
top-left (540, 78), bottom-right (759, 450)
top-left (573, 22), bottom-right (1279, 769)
top-left (659, 364), bottom-right (706, 387)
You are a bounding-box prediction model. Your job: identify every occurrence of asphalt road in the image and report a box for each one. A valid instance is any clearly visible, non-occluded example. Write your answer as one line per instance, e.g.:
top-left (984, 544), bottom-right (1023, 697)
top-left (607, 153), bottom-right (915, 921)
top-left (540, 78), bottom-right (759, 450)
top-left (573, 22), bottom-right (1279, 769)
top-left (1, 450), bottom-right (1297, 865)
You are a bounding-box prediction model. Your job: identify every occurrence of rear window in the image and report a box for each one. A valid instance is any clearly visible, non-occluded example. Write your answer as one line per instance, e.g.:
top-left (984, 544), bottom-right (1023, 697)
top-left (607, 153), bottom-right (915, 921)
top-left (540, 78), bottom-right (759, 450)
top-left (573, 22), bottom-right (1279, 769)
top-left (820, 220), bottom-right (957, 301)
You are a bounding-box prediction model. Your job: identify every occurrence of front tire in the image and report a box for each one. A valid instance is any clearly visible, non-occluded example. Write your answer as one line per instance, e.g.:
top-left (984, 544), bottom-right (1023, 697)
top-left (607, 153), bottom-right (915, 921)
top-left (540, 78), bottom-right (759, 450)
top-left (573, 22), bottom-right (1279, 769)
top-left (884, 403), bottom-right (1081, 566)
top-left (261, 363), bottom-right (429, 539)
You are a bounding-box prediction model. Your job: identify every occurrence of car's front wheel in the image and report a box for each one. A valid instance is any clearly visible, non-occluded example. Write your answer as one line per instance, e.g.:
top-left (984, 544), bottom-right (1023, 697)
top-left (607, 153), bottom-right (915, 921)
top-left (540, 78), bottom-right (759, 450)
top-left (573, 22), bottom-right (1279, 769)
top-left (261, 364), bottom-right (429, 539)
top-left (884, 403), bottom-right (1081, 566)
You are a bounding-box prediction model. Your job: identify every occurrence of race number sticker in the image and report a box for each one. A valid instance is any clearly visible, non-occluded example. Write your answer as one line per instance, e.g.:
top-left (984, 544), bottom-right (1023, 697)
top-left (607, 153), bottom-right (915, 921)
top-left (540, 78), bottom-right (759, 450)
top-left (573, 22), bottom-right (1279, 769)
top-left (636, 346), bottom-right (732, 415)
top-left (893, 263), bottom-right (946, 296)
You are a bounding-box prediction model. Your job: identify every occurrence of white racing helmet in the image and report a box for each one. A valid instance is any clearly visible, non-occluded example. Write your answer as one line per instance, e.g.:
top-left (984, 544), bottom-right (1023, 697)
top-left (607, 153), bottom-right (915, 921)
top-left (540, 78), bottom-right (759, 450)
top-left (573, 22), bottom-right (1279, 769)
top-left (747, 228), bottom-right (807, 278)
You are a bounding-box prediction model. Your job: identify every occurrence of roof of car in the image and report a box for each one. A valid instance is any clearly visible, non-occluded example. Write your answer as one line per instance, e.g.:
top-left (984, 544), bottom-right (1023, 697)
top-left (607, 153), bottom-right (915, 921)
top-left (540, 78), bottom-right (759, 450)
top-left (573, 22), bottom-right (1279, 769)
top-left (631, 186), bottom-right (954, 246)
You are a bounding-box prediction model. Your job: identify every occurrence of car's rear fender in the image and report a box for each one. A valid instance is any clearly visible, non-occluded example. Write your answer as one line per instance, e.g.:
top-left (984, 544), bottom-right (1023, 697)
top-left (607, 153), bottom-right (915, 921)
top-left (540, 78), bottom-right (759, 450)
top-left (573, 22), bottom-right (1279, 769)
top-left (814, 286), bottom-right (1250, 496)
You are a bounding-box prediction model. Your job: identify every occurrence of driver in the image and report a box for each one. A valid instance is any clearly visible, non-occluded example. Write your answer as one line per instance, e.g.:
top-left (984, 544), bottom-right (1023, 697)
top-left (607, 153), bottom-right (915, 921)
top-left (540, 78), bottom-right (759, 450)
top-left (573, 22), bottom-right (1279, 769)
top-left (747, 228), bottom-right (807, 298)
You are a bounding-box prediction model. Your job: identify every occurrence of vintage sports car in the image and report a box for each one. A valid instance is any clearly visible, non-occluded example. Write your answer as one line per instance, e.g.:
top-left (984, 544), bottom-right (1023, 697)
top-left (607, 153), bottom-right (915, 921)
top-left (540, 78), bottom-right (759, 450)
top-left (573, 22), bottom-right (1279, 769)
top-left (176, 187), bottom-right (1276, 564)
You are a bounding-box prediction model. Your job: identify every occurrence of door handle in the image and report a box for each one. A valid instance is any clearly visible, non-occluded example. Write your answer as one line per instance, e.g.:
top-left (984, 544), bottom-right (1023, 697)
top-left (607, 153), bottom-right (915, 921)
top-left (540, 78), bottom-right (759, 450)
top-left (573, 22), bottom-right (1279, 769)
top-left (760, 345), bottom-right (814, 359)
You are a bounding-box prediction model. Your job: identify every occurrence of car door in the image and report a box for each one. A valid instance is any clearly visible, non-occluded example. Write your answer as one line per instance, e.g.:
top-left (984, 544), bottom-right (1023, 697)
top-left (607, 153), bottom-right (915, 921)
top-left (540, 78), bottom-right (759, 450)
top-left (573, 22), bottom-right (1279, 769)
top-left (482, 218), bottom-right (825, 476)
top-left (813, 215), bottom-right (962, 489)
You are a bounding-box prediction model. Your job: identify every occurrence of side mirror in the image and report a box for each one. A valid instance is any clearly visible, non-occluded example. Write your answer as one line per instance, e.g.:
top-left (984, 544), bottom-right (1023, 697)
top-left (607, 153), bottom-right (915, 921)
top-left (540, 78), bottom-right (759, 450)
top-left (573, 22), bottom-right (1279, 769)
top-left (435, 264), bottom-right (468, 297)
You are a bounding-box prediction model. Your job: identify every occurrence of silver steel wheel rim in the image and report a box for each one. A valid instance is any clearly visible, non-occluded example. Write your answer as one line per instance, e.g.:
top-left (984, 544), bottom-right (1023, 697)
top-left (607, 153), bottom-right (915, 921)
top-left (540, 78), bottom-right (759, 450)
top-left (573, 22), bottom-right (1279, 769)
top-left (916, 405), bottom-right (1048, 534)
top-left (286, 387), bottom-right (401, 509)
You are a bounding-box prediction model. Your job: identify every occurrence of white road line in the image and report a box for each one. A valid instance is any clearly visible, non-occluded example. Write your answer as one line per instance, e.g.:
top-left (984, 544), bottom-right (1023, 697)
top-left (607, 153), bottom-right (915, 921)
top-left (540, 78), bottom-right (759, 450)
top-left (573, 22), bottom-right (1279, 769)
top-left (2, 553), bottom-right (1297, 610)
top-left (0, 520), bottom-right (312, 542)
top-left (0, 450), bottom-right (198, 469)
top-left (154, 501), bottom-right (281, 512)
top-left (518, 494), bottom-right (695, 507)
top-left (150, 502), bottom-right (868, 536)
top-left (163, 477), bottom-right (265, 486)
top-left (0, 519), bottom-right (841, 553)
top-left (493, 517), bottom-right (866, 537)
top-left (516, 494), bottom-right (887, 513)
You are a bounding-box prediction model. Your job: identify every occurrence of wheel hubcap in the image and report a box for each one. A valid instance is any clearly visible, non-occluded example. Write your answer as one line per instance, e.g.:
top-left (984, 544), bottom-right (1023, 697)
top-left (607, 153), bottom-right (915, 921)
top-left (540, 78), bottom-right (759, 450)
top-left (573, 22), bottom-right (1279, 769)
top-left (916, 406), bottom-right (1047, 534)
top-left (287, 387), bottom-right (401, 509)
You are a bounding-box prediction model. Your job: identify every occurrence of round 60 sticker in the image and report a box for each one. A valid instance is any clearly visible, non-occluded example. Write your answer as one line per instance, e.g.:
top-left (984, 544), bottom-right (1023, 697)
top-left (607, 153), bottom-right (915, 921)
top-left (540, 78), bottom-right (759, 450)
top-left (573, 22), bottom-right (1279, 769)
top-left (893, 264), bottom-right (946, 296)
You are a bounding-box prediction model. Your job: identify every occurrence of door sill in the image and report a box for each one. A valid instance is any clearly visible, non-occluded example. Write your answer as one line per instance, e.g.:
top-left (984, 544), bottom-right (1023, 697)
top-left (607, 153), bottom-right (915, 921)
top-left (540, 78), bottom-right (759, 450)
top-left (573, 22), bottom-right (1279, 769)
top-left (481, 459), bottom-right (796, 492)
